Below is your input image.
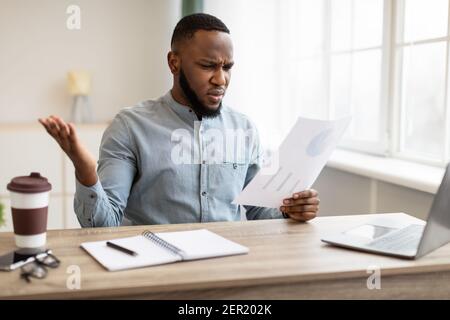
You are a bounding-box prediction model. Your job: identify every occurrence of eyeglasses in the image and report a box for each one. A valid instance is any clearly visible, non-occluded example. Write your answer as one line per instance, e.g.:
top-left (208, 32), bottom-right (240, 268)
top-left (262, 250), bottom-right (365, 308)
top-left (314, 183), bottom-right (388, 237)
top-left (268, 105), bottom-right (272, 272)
top-left (20, 249), bottom-right (60, 283)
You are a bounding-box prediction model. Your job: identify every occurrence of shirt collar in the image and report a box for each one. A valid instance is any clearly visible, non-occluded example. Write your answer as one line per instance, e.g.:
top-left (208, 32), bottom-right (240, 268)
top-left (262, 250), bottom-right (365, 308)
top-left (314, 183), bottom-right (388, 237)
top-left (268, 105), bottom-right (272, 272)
top-left (162, 90), bottom-right (199, 122)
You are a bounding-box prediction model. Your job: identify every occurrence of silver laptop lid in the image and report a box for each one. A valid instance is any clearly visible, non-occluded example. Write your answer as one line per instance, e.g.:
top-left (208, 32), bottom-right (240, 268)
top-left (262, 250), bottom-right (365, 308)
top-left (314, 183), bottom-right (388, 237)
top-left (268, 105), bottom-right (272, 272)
top-left (416, 163), bottom-right (450, 258)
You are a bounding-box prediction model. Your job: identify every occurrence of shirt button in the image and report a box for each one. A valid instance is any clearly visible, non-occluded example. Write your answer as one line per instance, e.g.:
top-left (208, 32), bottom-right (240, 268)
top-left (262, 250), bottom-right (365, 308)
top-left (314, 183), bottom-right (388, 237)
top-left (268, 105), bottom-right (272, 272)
top-left (202, 160), bottom-right (206, 164)
top-left (233, 163), bottom-right (238, 169)
top-left (201, 191), bottom-right (207, 196)
top-left (90, 194), bottom-right (95, 199)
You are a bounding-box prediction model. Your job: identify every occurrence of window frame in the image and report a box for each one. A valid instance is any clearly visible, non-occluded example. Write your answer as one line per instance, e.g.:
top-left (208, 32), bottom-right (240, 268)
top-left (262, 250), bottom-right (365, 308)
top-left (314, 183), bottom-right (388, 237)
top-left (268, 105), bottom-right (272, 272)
top-left (329, 0), bottom-right (392, 157)
top-left (311, 0), bottom-right (450, 167)
top-left (391, 0), bottom-right (450, 167)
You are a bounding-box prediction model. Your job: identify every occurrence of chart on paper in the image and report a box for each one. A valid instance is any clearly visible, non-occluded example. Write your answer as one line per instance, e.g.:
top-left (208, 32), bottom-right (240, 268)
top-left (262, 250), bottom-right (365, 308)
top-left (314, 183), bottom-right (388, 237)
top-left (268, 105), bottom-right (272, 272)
top-left (232, 116), bottom-right (352, 208)
top-left (261, 166), bottom-right (301, 195)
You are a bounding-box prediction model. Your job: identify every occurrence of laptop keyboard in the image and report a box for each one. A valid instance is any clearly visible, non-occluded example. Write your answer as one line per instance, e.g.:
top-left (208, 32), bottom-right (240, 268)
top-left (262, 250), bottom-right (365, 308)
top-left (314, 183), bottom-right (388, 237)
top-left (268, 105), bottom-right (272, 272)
top-left (367, 224), bottom-right (424, 253)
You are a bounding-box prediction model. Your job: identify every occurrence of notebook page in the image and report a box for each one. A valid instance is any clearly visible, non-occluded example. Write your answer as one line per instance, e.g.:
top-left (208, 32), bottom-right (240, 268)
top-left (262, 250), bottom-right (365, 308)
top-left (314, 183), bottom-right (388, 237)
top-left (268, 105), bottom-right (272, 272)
top-left (156, 229), bottom-right (249, 260)
top-left (81, 235), bottom-right (180, 271)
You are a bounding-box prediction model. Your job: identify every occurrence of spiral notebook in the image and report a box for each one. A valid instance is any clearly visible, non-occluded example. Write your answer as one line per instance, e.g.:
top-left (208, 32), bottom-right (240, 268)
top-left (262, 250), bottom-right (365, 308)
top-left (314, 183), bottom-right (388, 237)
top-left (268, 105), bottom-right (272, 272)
top-left (80, 229), bottom-right (249, 271)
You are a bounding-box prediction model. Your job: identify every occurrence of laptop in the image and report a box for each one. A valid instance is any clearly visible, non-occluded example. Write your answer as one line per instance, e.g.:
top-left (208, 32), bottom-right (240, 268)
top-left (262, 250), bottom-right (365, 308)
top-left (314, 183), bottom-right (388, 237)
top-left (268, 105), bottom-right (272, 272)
top-left (321, 163), bottom-right (450, 259)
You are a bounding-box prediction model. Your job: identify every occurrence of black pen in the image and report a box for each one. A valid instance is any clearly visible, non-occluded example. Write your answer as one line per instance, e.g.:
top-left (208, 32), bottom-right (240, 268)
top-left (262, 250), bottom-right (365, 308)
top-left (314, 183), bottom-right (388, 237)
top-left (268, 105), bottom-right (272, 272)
top-left (106, 241), bottom-right (138, 256)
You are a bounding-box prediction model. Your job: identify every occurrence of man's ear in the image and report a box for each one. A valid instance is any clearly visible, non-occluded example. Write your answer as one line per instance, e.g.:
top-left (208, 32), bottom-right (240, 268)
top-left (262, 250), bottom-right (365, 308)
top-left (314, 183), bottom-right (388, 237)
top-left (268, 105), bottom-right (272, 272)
top-left (167, 51), bottom-right (180, 75)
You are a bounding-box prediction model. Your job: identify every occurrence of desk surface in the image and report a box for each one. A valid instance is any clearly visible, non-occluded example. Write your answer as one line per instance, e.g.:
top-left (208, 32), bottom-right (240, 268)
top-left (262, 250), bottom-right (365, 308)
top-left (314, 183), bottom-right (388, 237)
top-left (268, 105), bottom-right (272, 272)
top-left (1, 213), bottom-right (450, 299)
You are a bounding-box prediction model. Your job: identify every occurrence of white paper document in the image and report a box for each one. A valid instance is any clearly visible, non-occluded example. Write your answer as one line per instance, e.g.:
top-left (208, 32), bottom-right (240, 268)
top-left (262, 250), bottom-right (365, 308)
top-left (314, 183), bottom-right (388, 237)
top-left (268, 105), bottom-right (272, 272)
top-left (232, 116), bottom-right (352, 208)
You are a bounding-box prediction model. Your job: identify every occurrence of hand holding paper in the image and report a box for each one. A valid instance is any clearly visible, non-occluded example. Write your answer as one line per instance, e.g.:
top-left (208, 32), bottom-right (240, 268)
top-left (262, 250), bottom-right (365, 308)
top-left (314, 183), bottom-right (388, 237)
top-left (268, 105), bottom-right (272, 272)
top-left (232, 116), bottom-right (352, 209)
top-left (280, 189), bottom-right (320, 221)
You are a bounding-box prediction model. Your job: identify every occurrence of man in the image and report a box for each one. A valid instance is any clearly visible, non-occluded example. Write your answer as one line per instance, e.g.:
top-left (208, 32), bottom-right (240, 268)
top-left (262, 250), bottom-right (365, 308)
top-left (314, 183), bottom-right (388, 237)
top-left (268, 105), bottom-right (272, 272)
top-left (38, 13), bottom-right (320, 227)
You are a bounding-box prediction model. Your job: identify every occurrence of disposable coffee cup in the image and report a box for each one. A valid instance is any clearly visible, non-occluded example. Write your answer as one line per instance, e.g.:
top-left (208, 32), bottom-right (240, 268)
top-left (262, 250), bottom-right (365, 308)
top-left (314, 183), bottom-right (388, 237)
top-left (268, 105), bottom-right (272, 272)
top-left (7, 172), bottom-right (52, 249)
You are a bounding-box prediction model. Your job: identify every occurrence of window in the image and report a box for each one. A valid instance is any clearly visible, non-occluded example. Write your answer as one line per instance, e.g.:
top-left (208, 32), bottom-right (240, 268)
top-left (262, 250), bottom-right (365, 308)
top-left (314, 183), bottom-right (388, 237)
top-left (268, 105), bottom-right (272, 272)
top-left (204, 0), bottom-right (450, 167)
top-left (276, 0), bottom-right (387, 154)
top-left (394, 0), bottom-right (450, 165)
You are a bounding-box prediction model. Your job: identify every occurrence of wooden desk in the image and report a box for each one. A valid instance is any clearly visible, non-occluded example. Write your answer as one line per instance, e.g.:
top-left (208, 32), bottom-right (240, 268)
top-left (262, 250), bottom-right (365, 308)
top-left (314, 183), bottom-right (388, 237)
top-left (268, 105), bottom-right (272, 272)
top-left (1, 213), bottom-right (450, 299)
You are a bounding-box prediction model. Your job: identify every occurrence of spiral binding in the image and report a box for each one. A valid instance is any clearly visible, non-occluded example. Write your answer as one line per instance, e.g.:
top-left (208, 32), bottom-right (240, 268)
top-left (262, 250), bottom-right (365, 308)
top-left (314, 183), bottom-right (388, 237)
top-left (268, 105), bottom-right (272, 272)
top-left (142, 230), bottom-right (186, 260)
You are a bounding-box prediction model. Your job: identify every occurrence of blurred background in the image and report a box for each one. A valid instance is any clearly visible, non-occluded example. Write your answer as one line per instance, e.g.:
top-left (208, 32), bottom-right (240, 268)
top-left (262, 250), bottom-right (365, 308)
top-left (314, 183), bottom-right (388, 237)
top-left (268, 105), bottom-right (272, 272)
top-left (0, 0), bottom-right (448, 231)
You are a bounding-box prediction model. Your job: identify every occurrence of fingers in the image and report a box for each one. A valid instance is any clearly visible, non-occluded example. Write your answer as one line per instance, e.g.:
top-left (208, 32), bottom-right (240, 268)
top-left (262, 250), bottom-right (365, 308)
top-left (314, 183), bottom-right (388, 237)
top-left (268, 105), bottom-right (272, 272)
top-left (282, 189), bottom-right (320, 207)
top-left (52, 116), bottom-right (70, 141)
top-left (53, 116), bottom-right (69, 135)
top-left (39, 116), bottom-right (64, 133)
top-left (285, 211), bottom-right (317, 222)
top-left (38, 116), bottom-right (81, 161)
top-left (283, 197), bottom-right (320, 206)
top-left (67, 122), bottom-right (78, 142)
top-left (281, 204), bottom-right (319, 214)
top-left (38, 115), bottom-right (73, 148)
top-left (38, 118), bottom-right (52, 135)
top-left (292, 189), bottom-right (318, 200)
top-left (48, 115), bottom-right (60, 131)
top-left (38, 116), bottom-right (59, 139)
top-left (281, 189), bottom-right (320, 222)
top-left (280, 203), bottom-right (319, 222)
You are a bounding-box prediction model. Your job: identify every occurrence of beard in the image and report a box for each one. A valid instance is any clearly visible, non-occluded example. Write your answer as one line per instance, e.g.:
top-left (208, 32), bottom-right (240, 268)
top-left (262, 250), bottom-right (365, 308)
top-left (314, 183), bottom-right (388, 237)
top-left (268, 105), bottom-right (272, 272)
top-left (179, 68), bottom-right (222, 119)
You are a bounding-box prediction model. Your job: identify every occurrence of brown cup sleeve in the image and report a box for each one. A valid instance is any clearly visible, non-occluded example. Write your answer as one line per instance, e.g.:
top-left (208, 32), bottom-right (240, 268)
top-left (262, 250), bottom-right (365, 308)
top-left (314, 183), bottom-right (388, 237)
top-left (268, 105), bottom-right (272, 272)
top-left (12, 208), bottom-right (48, 235)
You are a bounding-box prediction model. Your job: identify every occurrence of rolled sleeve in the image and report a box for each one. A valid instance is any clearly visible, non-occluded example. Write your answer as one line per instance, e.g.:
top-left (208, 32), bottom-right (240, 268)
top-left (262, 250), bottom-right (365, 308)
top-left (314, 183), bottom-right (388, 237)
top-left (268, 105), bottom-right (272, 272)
top-left (74, 179), bottom-right (99, 227)
top-left (75, 178), bottom-right (103, 205)
top-left (246, 206), bottom-right (284, 220)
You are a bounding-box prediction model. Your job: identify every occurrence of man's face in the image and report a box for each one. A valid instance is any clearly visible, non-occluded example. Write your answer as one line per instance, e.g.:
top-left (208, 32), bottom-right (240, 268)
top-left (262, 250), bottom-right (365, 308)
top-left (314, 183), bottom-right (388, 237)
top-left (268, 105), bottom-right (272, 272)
top-left (175, 30), bottom-right (234, 118)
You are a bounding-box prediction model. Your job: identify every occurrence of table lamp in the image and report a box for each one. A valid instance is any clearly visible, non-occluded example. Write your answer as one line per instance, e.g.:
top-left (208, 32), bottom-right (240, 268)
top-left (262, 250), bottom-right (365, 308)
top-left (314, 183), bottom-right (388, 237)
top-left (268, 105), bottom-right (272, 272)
top-left (67, 70), bottom-right (93, 123)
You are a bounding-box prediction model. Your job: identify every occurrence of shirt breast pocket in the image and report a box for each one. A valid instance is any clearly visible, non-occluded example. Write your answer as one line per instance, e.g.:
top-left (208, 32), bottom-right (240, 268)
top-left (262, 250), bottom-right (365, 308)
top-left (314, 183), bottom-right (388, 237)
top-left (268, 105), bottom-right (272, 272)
top-left (208, 161), bottom-right (248, 201)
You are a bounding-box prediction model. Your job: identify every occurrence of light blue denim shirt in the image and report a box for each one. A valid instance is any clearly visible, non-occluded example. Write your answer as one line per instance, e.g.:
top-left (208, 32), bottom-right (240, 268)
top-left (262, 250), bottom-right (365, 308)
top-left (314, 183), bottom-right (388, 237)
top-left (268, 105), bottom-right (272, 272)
top-left (74, 91), bottom-right (283, 227)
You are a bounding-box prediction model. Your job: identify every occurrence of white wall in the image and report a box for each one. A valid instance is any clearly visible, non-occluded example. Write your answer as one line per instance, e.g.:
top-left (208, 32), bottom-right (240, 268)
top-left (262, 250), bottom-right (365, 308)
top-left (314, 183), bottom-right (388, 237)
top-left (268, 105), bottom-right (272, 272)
top-left (313, 167), bottom-right (435, 221)
top-left (0, 0), bottom-right (181, 123)
top-left (0, 124), bottom-right (107, 232)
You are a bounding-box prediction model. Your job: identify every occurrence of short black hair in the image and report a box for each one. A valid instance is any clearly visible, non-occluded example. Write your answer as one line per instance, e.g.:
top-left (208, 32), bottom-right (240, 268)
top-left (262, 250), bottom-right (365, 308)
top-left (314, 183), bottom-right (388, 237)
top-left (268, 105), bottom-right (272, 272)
top-left (171, 13), bottom-right (230, 49)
